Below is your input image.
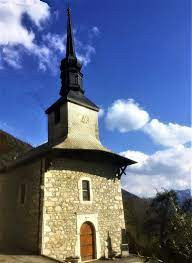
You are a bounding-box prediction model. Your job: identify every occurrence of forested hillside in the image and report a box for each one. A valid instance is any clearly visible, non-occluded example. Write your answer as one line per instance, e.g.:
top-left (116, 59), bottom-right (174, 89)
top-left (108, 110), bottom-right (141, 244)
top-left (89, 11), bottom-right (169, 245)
top-left (122, 189), bottom-right (192, 263)
top-left (0, 130), bottom-right (32, 169)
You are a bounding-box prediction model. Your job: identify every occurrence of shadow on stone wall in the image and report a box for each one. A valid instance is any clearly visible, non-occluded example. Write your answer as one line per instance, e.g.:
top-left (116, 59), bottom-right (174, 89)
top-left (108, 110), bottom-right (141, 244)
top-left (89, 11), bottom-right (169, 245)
top-left (49, 158), bottom-right (118, 181)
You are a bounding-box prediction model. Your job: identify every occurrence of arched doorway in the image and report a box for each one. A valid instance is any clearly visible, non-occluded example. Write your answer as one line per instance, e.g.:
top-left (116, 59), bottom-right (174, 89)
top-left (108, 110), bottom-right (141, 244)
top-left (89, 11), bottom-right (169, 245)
top-left (80, 222), bottom-right (95, 261)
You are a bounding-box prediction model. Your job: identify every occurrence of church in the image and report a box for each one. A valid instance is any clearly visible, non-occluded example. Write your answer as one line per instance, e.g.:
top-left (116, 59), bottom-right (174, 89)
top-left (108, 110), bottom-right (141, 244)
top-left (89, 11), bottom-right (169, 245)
top-left (0, 8), bottom-right (135, 262)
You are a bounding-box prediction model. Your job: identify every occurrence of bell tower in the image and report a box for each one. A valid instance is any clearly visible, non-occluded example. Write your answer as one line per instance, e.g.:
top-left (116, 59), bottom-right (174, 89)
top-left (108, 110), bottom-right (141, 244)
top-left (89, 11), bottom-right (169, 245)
top-left (45, 8), bottom-right (105, 151)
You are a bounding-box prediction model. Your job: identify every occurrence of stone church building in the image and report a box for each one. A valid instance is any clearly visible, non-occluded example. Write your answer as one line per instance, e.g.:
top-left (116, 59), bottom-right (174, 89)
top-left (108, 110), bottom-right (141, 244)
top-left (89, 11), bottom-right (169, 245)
top-left (0, 9), bottom-right (135, 262)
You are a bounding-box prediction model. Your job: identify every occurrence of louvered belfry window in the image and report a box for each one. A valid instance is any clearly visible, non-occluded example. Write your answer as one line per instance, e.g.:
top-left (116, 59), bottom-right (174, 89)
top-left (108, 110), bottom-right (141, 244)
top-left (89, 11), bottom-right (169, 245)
top-left (82, 180), bottom-right (90, 201)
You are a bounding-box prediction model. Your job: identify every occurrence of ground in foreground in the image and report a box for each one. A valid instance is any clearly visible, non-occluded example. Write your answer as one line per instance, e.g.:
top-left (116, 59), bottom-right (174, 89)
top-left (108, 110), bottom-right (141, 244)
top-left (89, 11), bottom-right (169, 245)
top-left (0, 255), bottom-right (143, 263)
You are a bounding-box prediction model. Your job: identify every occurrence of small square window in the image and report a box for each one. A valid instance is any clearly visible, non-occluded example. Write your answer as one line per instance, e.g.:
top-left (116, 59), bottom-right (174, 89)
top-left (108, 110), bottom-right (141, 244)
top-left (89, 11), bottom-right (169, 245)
top-left (55, 107), bottom-right (60, 124)
top-left (82, 180), bottom-right (90, 201)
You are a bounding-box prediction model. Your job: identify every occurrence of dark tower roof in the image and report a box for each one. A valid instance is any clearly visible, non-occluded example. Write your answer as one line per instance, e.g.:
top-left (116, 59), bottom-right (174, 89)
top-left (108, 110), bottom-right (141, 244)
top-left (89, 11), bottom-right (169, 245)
top-left (66, 8), bottom-right (76, 58)
top-left (46, 8), bottom-right (99, 114)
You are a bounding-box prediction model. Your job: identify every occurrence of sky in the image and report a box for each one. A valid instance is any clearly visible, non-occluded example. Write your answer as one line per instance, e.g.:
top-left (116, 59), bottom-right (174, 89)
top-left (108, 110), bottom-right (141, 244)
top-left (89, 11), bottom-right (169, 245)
top-left (0, 0), bottom-right (191, 197)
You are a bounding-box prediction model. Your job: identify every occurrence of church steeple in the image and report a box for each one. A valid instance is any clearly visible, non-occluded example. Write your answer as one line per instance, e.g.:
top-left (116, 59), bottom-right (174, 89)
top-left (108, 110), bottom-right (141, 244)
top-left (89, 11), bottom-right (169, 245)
top-left (60, 8), bottom-right (84, 97)
top-left (66, 7), bottom-right (75, 58)
top-left (46, 7), bottom-right (100, 146)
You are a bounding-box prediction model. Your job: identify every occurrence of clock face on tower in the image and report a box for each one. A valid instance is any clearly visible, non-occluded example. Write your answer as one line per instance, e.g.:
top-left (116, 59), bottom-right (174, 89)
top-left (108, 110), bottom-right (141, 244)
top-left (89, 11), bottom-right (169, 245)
top-left (81, 115), bottom-right (89, 124)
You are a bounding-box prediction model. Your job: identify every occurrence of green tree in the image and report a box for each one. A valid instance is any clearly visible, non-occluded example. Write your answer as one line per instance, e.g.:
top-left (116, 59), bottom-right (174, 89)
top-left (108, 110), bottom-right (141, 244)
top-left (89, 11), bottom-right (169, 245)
top-left (145, 190), bottom-right (192, 263)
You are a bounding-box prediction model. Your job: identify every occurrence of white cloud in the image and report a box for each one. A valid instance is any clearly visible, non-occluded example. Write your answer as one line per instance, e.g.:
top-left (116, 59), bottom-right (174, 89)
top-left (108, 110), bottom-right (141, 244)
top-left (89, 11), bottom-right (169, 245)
top-left (91, 26), bottom-right (100, 36)
top-left (76, 43), bottom-right (96, 66)
top-left (21, 0), bottom-right (50, 27)
top-left (0, 0), bottom-right (49, 48)
top-left (121, 146), bottom-right (192, 197)
top-left (0, 56), bottom-right (3, 69)
top-left (0, 0), bottom-right (50, 69)
top-left (105, 99), bottom-right (150, 132)
top-left (105, 98), bottom-right (192, 196)
top-left (32, 34), bottom-right (66, 72)
top-left (105, 98), bottom-right (192, 148)
top-left (43, 33), bottom-right (66, 53)
top-left (33, 45), bottom-right (51, 72)
top-left (2, 46), bottom-right (22, 69)
top-left (144, 119), bottom-right (192, 147)
top-left (0, 1), bottom-right (99, 71)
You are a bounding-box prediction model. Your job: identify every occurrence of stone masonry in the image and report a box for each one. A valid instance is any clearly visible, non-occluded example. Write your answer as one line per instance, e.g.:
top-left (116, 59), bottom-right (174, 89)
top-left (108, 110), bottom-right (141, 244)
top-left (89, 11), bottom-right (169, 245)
top-left (41, 158), bottom-right (125, 262)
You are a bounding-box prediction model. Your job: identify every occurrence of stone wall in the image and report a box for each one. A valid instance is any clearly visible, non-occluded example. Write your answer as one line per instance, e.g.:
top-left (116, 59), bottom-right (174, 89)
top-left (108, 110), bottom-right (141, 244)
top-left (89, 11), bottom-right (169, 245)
top-left (0, 160), bottom-right (41, 252)
top-left (41, 158), bottom-right (125, 262)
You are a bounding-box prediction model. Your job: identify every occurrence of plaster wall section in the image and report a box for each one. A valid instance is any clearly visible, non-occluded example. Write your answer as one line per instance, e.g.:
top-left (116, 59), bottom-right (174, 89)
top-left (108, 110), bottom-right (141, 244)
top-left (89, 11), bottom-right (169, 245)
top-left (48, 101), bottom-right (102, 149)
top-left (0, 160), bottom-right (41, 252)
top-left (67, 102), bottom-right (99, 141)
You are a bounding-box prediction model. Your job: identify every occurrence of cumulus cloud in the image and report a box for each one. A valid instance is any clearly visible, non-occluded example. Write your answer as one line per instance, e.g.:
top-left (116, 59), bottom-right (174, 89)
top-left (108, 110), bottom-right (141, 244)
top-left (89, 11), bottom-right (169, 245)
top-left (144, 119), bottom-right (192, 147)
top-left (0, 0), bottom-right (99, 71)
top-left (121, 146), bottom-right (192, 197)
top-left (0, 0), bottom-right (50, 69)
top-left (105, 98), bottom-right (192, 196)
top-left (105, 98), bottom-right (192, 148)
top-left (106, 99), bottom-right (150, 133)
top-left (0, 0), bottom-right (49, 48)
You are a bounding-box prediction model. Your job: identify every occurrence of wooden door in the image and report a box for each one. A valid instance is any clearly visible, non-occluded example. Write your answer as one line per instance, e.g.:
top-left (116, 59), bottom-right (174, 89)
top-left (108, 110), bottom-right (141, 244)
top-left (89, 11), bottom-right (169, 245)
top-left (80, 222), bottom-right (95, 261)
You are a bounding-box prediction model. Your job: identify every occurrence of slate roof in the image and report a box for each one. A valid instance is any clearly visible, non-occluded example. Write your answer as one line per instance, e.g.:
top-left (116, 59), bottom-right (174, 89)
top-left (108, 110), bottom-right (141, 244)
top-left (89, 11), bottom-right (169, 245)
top-left (45, 90), bottom-right (99, 115)
top-left (0, 141), bottom-right (136, 173)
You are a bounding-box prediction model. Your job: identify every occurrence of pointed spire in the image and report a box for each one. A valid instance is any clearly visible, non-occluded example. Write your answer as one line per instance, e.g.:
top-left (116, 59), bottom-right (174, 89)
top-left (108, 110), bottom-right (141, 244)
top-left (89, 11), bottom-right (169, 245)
top-left (66, 7), bottom-right (76, 58)
top-left (60, 7), bottom-right (84, 97)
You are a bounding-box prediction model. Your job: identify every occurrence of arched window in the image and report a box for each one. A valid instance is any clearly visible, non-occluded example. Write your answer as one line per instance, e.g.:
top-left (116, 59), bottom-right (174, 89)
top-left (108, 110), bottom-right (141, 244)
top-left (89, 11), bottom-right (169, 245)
top-left (78, 177), bottom-right (93, 203)
top-left (82, 180), bottom-right (90, 201)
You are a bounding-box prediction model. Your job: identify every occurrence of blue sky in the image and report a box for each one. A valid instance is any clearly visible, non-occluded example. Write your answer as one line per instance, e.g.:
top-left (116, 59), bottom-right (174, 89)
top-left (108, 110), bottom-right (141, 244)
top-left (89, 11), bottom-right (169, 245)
top-left (0, 0), bottom-right (191, 196)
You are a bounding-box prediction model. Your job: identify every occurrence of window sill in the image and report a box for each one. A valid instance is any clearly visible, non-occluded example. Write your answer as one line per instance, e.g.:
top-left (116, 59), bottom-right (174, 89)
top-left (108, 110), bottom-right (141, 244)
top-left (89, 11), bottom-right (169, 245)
top-left (79, 200), bottom-right (93, 205)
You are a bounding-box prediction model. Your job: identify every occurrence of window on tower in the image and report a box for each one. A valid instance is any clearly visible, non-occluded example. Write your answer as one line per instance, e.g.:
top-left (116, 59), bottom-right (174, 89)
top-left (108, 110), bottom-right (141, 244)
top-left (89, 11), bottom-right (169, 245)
top-left (55, 107), bottom-right (60, 124)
